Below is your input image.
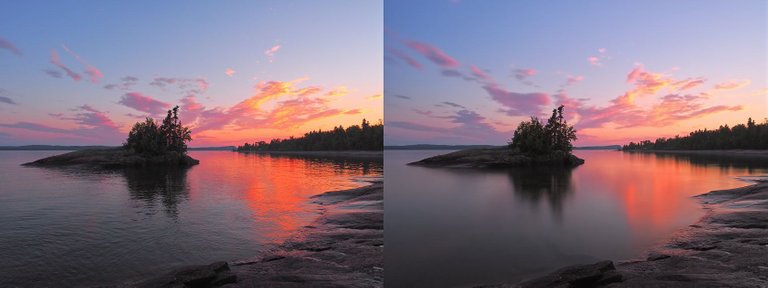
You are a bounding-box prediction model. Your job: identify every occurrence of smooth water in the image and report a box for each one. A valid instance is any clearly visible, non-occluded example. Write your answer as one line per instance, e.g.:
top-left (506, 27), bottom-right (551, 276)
top-left (0, 151), bottom-right (382, 287)
top-left (385, 150), bottom-right (768, 287)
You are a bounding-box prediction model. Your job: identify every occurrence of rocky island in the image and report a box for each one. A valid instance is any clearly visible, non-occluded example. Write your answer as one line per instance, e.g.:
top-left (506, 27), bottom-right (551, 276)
top-left (409, 147), bottom-right (584, 168)
top-left (23, 106), bottom-right (199, 168)
top-left (411, 106), bottom-right (584, 169)
top-left (23, 148), bottom-right (199, 168)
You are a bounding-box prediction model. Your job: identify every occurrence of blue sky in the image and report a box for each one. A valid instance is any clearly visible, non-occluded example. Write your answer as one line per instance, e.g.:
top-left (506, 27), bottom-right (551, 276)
top-left (0, 1), bottom-right (382, 146)
top-left (384, 0), bottom-right (766, 145)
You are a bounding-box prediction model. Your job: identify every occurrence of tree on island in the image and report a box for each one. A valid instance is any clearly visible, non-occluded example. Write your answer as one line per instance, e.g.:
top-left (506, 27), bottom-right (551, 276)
top-left (509, 105), bottom-right (577, 155)
top-left (124, 106), bottom-right (192, 155)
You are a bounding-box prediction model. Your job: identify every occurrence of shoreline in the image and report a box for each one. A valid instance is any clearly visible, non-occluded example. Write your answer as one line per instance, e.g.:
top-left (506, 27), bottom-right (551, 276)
top-left (514, 180), bottom-right (768, 287)
top-left (237, 150), bottom-right (383, 159)
top-left (621, 149), bottom-right (768, 158)
top-left (132, 181), bottom-right (383, 288)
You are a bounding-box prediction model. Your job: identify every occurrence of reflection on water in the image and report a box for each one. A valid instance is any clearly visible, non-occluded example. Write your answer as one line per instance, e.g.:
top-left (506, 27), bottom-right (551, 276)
top-left (123, 168), bottom-right (190, 218)
top-left (0, 151), bottom-right (381, 287)
top-left (508, 167), bottom-right (574, 220)
top-left (385, 150), bottom-right (768, 287)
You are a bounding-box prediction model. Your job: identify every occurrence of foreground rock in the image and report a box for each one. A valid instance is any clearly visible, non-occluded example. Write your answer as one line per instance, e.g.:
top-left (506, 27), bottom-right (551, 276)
top-left (22, 149), bottom-right (199, 168)
top-left (132, 182), bottom-right (383, 288)
top-left (504, 181), bottom-right (768, 288)
top-left (409, 147), bottom-right (584, 168)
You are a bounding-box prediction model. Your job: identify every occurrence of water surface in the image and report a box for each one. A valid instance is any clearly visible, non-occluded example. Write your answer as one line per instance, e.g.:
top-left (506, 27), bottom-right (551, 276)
top-left (0, 151), bottom-right (381, 287)
top-left (385, 150), bottom-right (768, 287)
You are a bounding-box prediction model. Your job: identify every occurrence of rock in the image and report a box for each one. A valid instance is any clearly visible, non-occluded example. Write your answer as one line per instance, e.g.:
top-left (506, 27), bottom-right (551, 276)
top-left (408, 147), bottom-right (584, 168)
top-left (647, 253), bottom-right (671, 261)
top-left (519, 260), bottom-right (623, 288)
top-left (22, 148), bottom-right (199, 168)
top-left (137, 261), bottom-right (234, 288)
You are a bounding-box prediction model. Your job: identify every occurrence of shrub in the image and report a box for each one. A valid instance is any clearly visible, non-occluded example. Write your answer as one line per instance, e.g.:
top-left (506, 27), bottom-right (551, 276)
top-left (509, 105), bottom-right (577, 155)
top-left (124, 106), bottom-right (192, 155)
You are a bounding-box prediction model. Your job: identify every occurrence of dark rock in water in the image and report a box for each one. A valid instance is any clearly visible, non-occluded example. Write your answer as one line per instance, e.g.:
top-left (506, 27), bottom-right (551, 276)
top-left (519, 260), bottom-right (622, 288)
top-left (408, 147), bottom-right (584, 168)
top-left (22, 148), bottom-right (199, 168)
top-left (646, 253), bottom-right (671, 261)
top-left (136, 261), bottom-right (236, 288)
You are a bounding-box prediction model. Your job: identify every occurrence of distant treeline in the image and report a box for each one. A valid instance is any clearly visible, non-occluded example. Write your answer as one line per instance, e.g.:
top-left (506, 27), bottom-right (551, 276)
top-left (236, 119), bottom-right (383, 152)
top-left (623, 118), bottom-right (768, 150)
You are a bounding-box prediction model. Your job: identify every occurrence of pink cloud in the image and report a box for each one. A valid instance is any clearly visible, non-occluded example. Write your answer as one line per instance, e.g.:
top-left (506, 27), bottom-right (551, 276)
top-left (470, 65), bottom-right (491, 82)
top-left (513, 68), bottom-right (537, 86)
top-left (388, 47), bottom-right (422, 70)
top-left (61, 44), bottom-right (103, 83)
top-left (714, 79), bottom-right (751, 90)
top-left (118, 92), bottom-right (171, 115)
top-left (483, 84), bottom-right (550, 116)
top-left (50, 49), bottom-right (82, 81)
top-left (587, 48), bottom-right (607, 66)
top-left (563, 75), bottom-right (584, 87)
top-left (1, 105), bottom-right (122, 144)
top-left (265, 44), bottom-right (281, 63)
top-left (225, 68), bottom-right (236, 77)
top-left (0, 37), bottom-right (22, 56)
top-left (406, 40), bottom-right (460, 68)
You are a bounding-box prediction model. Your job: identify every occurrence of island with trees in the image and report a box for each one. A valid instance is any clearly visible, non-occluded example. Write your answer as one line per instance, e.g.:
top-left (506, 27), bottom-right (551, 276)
top-left (622, 118), bottom-right (768, 151)
top-left (235, 119), bottom-right (383, 152)
top-left (410, 105), bottom-right (584, 168)
top-left (24, 106), bottom-right (199, 168)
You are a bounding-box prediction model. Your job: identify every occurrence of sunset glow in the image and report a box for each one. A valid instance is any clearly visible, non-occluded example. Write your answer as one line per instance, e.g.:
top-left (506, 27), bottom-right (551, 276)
top-left (384, 0), bottom-right (766, 146)
top-left (0, 1), bottom-right (383, 146)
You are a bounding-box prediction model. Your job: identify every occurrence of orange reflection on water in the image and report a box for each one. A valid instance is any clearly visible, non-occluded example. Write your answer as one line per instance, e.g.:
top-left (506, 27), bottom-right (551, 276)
top-left (575, 150), bottom-right (759, 242)
top-left (186, 152), bottom-right (381, 241)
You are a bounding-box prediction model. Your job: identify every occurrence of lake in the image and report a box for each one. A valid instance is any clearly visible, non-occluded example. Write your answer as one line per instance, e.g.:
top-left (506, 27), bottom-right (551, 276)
top-left (384, 149), bottom-right (768, 287)
top-left (0, 151), bottom-right (382, 287)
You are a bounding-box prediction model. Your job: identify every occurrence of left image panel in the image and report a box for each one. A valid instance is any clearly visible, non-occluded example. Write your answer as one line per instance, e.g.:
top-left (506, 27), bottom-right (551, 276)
top-left (0, 1), bottom-right (383, 287)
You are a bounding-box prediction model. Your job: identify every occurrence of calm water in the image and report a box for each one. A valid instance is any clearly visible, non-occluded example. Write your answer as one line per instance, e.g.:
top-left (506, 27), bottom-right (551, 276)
top-left (385, 150), bottom-right (768, 287)
top-left (0, 151), bottom-right (382, 287)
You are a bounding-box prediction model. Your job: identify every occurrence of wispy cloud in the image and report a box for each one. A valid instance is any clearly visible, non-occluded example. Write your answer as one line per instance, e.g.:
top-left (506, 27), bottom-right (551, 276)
top-left (61, 44), bottom-right (103, 83)
top-left (512, 68), bottom-right (537, 86)
top-left (587, 48), bottom-right (607, 66)
top-left (388, 47), bottom-right (422, 70)
top-left (225, 68), bottom-right (236, 77)
top-left (265, 44), bottom-right (281, 63)
top-left (714, 79), bottom-right (751, 90)
top-left (0, 37), bottom-right (22, 56)
top-left (406, 40), bottom-right (460, 68)
top-left (49, 49), bottom-right (82, 81)
top-left (118, 92), bottom-right (171, 115)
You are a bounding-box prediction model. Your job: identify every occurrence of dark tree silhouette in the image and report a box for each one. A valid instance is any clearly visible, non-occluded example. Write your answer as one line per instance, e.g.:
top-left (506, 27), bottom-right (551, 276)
top-left (622, 117), bottom-right (768, 150)
top-left (236, 119), bottom-right (383, 151)
top-left (124, 106), bottom-right (192, 155)
top-left (509, 105), bottom-right (577, 155)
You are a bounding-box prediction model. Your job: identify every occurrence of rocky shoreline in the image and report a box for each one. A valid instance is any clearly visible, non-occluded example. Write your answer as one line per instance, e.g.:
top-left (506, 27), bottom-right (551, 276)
top-left (408, 147), bottom-right (584, 168)
top-left (22, 149), bottom-right (199, 168)
top-left (509, 181), bottom-right (768, 288)
top-left (131, 181), bottom-right (383, 288)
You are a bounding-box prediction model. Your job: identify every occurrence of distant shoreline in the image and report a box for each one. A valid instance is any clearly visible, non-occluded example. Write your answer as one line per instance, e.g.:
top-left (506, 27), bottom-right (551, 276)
top-left (237, 150), bottom-right (383, 159)
top-left (622, 149), bottom-right (768, 158)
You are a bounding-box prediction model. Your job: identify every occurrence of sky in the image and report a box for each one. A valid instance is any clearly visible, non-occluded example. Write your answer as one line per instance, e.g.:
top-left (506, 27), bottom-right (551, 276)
top-left (384, 0), bottom-right (767, 146)
top-left (0, 1), bottom-right (382, 146)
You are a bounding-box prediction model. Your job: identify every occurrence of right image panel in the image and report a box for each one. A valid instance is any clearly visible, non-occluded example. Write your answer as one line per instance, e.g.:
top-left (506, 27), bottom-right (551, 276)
top-left (384, 1), bottom-right (768, 287)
